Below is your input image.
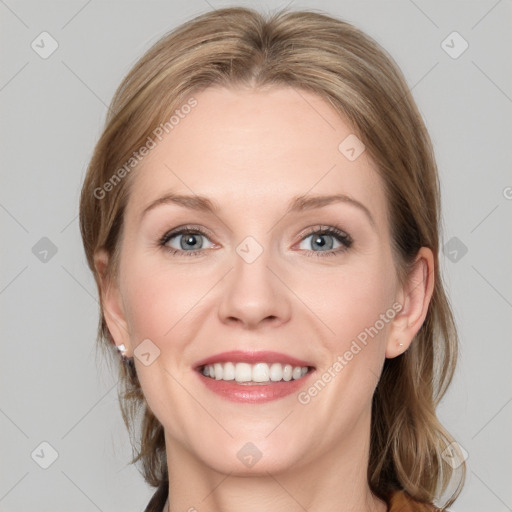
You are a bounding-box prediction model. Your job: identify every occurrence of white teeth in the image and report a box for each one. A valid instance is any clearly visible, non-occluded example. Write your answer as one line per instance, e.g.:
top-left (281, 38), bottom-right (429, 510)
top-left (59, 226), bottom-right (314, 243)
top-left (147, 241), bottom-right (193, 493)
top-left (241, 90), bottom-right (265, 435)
top-left (223, 362), bottom-right (235, 380)
top-left (283, 364), bottom-right (293, 381)
top-left (292, 366), bottom-right (302, 380)
top-left (269, 363), bottom-right (282, 382)
top-left (235, 362), bottom-right (252, 382)
top-left (214, 363), bottom-right (223, 380)
top-left (201, 362), bottom-right (310, 383)
top-left (252, 363), bottom-right (270, 382)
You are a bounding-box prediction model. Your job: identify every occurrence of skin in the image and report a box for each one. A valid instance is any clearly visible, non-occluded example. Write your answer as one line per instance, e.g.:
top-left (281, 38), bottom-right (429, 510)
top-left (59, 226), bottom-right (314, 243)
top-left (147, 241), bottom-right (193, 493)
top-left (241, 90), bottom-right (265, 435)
top-left (95, 86), bottom-right (434, 512)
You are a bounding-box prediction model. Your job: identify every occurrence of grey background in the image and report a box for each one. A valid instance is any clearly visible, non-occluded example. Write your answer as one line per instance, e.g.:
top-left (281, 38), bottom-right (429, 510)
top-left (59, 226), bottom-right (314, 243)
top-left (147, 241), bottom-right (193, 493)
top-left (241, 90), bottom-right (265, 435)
top-left (0, 1), bottom-right (511, 511)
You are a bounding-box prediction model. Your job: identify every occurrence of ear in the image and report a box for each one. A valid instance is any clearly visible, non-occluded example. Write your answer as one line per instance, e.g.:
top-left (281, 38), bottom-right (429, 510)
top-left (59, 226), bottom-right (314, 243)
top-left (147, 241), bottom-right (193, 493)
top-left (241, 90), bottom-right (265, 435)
top-left (385, 247), bottom-right (435, 358)
top-left (94, 249), bottom-right (133, 357)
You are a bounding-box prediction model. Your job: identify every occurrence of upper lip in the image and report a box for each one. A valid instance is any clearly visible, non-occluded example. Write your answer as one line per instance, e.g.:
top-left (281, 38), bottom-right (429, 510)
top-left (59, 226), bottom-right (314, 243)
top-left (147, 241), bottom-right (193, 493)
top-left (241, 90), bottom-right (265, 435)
top-left (194, 350), bottom-right (314, 369)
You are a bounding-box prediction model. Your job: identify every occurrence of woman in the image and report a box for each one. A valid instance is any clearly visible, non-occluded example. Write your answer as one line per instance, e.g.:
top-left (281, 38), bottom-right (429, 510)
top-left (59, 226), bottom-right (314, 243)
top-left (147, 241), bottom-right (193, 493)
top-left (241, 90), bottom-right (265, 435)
top-left (79, 7), bottom-right (465, 512)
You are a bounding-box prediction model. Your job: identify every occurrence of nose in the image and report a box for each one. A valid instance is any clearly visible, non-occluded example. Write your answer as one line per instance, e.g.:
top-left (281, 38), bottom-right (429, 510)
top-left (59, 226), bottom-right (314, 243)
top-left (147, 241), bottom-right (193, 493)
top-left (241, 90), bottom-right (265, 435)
top-left (217, 243), bottom-right (292, 329)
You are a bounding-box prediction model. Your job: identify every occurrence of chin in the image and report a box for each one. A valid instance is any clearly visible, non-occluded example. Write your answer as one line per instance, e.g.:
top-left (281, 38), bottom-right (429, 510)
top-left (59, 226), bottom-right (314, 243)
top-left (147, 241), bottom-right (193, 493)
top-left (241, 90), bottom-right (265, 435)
top-left (185, 431), bottom-right (305, 476)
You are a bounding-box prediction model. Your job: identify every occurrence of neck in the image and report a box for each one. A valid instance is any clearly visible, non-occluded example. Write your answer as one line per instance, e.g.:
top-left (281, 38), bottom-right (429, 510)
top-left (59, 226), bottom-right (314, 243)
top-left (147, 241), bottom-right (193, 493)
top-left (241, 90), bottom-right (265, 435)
top-left (163, 424), bottom-right (388, 512)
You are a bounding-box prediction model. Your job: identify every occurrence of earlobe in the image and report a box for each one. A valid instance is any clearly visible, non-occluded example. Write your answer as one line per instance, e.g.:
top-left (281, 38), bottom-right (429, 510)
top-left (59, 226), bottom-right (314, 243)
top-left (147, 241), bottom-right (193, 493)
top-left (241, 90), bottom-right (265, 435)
top-left (385, 247), bottom-right (435, 358)
top-left (94, 249), bottom-right (133, 357)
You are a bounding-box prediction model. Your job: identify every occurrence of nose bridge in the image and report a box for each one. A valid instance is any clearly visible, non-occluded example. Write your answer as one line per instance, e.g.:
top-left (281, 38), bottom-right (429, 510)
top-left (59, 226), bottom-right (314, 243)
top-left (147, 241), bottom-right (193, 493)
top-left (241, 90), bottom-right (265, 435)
top-left (217, 234), bottom-right (291, 328)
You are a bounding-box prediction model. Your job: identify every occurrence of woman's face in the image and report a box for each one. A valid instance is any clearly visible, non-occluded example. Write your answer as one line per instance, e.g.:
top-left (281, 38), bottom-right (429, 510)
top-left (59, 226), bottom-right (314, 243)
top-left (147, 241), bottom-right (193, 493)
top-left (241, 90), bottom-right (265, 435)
top-left (101, 85), bottom-right (417, 475)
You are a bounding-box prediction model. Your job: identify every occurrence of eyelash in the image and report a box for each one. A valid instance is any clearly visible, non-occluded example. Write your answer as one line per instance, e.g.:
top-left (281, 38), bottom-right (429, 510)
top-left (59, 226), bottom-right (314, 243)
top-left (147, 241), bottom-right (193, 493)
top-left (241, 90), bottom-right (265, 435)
top-left (158, 224), bottom-right (353, 258)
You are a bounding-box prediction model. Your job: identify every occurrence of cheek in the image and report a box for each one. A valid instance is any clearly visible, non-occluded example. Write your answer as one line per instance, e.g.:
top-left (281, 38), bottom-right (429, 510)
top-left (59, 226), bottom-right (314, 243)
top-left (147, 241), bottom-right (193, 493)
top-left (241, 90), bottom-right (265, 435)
top-left (119, 259), bottom-right (211, 426)
top-left (293, 259), bottom-right (397, 433)
top-left (299, 258), bottom-right (397, 350)
top-left (121, 261), bottom-right (205, 347)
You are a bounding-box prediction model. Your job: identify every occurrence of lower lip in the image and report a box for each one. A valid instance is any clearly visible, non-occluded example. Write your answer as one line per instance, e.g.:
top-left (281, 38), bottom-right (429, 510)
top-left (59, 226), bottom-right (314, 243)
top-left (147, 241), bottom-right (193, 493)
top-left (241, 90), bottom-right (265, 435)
top-left (196, 371), bottom-right (314, 403)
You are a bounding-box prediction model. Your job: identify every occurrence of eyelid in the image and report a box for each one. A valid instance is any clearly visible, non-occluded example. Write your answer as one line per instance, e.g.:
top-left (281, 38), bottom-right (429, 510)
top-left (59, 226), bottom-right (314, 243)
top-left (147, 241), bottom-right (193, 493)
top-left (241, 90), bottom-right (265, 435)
top-left (159, 224), bottom-right (215, 244)
top-left (298, 225), bottom-right (352, 242)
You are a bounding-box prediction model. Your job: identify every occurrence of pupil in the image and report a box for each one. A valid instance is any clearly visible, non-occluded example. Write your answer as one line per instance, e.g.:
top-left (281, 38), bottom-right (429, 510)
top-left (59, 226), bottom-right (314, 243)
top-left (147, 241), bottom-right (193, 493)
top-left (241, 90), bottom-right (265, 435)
top-left (182, 234), bottom-right (200, 249)
top-left (313, 235), bottom-right (333, 250)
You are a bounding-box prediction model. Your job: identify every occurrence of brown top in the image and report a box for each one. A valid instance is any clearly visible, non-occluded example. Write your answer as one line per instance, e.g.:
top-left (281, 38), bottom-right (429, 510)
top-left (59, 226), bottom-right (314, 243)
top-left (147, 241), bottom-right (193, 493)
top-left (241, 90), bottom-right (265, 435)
top-left (387, 490), bottom-right (440, 511)
top-left (144, 481), bottom-right (440, 512)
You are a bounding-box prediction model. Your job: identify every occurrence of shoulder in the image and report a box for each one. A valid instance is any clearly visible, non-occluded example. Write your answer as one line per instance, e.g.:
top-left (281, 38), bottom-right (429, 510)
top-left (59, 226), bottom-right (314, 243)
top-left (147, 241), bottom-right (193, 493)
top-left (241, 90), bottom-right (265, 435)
top-left (387, 490), bottom-right (441, 512)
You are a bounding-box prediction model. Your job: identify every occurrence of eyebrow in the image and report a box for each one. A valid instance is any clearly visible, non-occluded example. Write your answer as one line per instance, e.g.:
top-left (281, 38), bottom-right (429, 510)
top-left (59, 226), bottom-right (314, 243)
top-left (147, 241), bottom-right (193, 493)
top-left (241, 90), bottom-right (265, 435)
top-left (141, 192), bottom-right (376, 229)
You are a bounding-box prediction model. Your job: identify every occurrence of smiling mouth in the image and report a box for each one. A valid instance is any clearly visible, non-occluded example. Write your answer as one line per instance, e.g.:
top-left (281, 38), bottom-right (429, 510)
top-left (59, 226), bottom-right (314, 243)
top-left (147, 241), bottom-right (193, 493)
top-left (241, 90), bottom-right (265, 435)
top-left (199, 361), bottom-right (313, 384)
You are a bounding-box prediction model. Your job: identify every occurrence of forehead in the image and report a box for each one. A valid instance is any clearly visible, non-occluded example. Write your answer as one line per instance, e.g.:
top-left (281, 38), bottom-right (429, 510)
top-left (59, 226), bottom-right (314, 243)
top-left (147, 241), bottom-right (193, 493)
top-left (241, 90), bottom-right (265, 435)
top-left (125, 86), bottom-right (387, 228)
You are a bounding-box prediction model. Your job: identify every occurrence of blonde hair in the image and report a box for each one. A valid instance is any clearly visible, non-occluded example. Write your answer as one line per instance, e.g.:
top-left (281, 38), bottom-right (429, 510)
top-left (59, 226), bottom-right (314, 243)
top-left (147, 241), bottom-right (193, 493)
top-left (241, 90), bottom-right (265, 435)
top-left (79, 6), bottom-right (465, 508)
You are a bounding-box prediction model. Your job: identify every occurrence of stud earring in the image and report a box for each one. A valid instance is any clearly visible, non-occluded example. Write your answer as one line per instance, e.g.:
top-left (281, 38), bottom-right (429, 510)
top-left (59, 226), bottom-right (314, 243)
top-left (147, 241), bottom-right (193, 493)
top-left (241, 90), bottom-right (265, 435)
top-left (117, 344), bottom-right (127, 355)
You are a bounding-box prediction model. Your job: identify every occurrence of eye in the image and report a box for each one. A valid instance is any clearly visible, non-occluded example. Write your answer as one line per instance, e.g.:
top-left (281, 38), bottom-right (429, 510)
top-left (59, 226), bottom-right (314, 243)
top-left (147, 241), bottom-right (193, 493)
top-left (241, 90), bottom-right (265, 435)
top-left (158, 224), bottom-right (352, 258)
top-left (160, 226), bottom-right (215, 256)
top-left (297, 226), bottom-right (352, 256)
